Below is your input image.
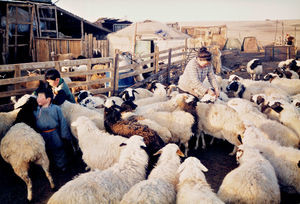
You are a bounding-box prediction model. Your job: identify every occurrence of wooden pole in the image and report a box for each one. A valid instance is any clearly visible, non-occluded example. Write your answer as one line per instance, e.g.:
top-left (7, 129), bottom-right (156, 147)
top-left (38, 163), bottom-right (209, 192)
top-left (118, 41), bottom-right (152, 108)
top-left (167, 48), bottom-right (172, 85)
top-left (14, 64), bottom-right (21, 90)
top-left (154, 45), bottom-right (159, 73)
top-left (112, 49), bottom-right (119, 96)
top-left (133, 23), bottom-right (137, 55)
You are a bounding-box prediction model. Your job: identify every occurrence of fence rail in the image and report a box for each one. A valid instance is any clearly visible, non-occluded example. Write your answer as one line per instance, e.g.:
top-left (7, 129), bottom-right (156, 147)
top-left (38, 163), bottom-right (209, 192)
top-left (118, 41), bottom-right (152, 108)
top-left (0, 46), bottom-right (188, 101)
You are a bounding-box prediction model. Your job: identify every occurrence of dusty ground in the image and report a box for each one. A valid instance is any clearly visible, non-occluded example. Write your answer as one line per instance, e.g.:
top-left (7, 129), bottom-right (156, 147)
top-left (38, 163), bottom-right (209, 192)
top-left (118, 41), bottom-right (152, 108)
top-left (0, 50), bottom-right (299, 204)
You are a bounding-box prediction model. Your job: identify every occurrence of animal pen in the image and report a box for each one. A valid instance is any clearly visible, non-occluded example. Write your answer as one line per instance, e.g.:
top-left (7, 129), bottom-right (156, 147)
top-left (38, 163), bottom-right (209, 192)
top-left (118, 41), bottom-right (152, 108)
top-left (0, 45), bottom-right (188, 110)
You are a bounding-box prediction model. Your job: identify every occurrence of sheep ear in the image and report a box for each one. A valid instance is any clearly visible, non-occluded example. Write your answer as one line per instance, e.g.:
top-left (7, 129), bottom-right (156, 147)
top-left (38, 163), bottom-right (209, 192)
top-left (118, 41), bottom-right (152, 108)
top-left (95, 104), bottom-right (104, 109)
top-left (237, 135), bottom-right (243, 144)
top-left (270, 102), bottom-right (283, 113)
top-left (120, 143), bottom-right (127, 147)
top-left (153, 149), bottom-right (162, 156)
top-left (71, 121), bottom-right (78, 127)
top-left (198, 162), bottom-right (208, 172)
top-left (176, 149), bottom-right (185, 157)
top-left (256, 96), bottom-right (265, 105)
top-left (133, 90), bottom-right (139, 95)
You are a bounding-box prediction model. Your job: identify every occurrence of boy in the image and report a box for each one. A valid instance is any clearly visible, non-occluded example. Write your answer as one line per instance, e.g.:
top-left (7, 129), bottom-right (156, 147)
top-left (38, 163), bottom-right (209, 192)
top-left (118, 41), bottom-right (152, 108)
top-left (45, 68), bottom-right (75, 105)
top-left (34, 83), bottom-right (72, 171)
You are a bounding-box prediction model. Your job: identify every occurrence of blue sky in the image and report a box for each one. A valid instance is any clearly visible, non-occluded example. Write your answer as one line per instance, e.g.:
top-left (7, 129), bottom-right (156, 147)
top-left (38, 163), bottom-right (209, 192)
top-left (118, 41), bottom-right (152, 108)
top-left (54, 0), bottom-right (300, 22)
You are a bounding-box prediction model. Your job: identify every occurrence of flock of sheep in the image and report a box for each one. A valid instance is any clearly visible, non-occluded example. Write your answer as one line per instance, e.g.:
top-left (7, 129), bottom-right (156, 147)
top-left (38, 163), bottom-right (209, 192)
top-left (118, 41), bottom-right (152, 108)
top-left (0, 57), bottom-right (300, 203)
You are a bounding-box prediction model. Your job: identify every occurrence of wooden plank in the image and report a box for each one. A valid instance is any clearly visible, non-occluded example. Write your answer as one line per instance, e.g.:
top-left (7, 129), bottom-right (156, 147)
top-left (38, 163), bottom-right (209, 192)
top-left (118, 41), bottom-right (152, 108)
top-left (67, 78), bottom-right (112, 88)
top-left (0, 88), bottom-right (36, 98)
top-left (0, 75), bottom-right (44, 86)
top-left (119, 67), bottom-right (154, 79)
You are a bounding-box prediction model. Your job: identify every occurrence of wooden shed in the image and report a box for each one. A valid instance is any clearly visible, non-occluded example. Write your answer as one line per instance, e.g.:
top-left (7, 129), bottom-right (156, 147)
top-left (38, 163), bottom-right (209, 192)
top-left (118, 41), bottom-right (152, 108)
top-left (0, 0), bottom-right (111, 64)
top-left (265, 45), bottom-right (296, 61)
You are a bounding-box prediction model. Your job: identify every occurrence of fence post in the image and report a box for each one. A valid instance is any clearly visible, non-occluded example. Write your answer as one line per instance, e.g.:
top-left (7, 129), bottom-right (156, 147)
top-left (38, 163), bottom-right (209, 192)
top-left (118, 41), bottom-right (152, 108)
top-left (112, 49), bottom-right (120, 96)
top-left (86, 59), bottom-right (92, 90)
top-left (14, 64), bottom-right (21, 90)
top-left (154, 45), bottom-right (159, 73)
top-left (167, 48), bottom-right (172, 85)
top-left (55, 61), bottom-right (60, 71)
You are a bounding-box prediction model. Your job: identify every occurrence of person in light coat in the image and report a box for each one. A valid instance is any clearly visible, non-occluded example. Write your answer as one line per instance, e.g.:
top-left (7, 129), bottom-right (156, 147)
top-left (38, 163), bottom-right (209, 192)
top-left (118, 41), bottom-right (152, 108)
top-left (178, 47), bottom-right (219, 99)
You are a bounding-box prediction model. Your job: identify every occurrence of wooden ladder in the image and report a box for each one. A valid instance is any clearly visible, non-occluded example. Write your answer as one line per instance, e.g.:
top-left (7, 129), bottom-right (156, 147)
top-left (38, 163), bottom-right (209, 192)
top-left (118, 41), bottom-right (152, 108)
top-left (36, 5), bottom-right (58, 38)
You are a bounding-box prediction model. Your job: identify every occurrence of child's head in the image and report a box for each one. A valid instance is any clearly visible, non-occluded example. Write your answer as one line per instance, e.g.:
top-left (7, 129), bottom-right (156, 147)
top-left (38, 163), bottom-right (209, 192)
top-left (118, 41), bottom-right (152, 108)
top-left (45, 68), bottom-right (61, 87)
top-left (36, 81), bottom-right (53, 107)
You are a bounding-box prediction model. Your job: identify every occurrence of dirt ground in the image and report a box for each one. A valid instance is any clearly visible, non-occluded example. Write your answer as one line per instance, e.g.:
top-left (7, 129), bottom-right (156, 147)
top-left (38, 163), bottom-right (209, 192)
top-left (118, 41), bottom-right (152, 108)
top-left (0, 50), bottom-right (300, 204)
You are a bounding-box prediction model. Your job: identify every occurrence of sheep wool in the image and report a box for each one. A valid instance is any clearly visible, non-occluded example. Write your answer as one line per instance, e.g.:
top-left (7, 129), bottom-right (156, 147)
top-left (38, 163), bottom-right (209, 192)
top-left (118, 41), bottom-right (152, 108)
top-left (176, 157), bottom-right (224, 204)
top-left (71, 116), bottom-right (127, 170)
top-left (120, 144), bottom-right (184, 204)
top-left (1, 123), bottom-right (54, 201)
top-left (217, 144), bottom-right (280, 204)
top-left (0, 109), bottom-right (20, 139)
top-left (60, 101), bottom-right (104, 138)
top-left (196, 102), bottom-right (245, 155)
top-left (242, 124), bottom-right (300, 193)
top-left (48, 136), bottom-right (148, 204)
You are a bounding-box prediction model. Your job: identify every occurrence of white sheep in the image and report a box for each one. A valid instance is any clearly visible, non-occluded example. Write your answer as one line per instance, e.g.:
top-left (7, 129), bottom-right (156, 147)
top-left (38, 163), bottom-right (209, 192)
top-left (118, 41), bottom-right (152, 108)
top-left (47, 135), bottom-right (149, 204)
top-left (226, 80), bottom-right (288, 100)
top-left (217, 144), bottom-right (281, 204)
top-left (71, 116), bottom-right (127, 170)
top-left (196, 102), bottom-right (245, 155)
top-left (0, 109), bottom-right (20, 139)
top-left (261, 99), bottom-right (300, 139)
top-left (143, 110), bottom-right (195, 155)
top-left (246, 59), bottom-right (263, 80)
top-left (227, 98), bottom-right (299, 148)
top-left (1, 123), bottom-right (55, 201)
top-left (60, 101), bottom-right (104, 138)
top-left (176, 157), bottom-right (224, 204)
top-left (263, 74), bottom-right (300, 95)
top-left (120, 143), bottom-right (184, 204)
top-left (242, 123), bottom-right (300, 193)
top-left (134, 93), bottom-right (194, 115)
top-left (120, 87), bottom-right (153, 101)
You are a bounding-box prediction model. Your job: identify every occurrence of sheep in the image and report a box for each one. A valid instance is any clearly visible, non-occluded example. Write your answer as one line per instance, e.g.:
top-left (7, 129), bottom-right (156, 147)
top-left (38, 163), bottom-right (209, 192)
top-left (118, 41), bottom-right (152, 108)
top-left (142, 110), bottom-right (195, 155)
top-left (242, 123), bottom-right (300, 193)
top-left (1, 123), bottom-right (55, 201)
top-left (0, 94), bottom-right (36, 139)
top-left (71, 116), bottom-right (127, 170)
top-left (47, 135), bottom-right (149, 204)
top-left (246, 59), bottom-right (263, 80)
top-left (273, 67), bottom-right (299, 79)
top-left (278, 59), bottom-right (300, 75)
top-left (104, 100), bottom-right (165, 155)
top-left (0, 109), bottom-right (20, 139)
top-left (259, 99), bottom-right (300, 139)
top-left (120, 143), bottom-right (184, 204)
top-left (120, 87), bottom-right (153, 102)
top-left (132, 83), bottom-right (168, 107)
top-left (228, 74), bottom-right (243, 82)
top-left (227, 98), bottom-right (299, 148)
top-left (76, 90), bottom-right (107, 110)
top-left (225, 80), bottom-right (289, 100)
top-left (60, 101), bottom-right (104, 138)
top-left (196, 102), bottom-right (245, 155)
top-left (263, 73), bottom-right (300, 95)
top-left (176, 157), bottom-right (224, 204)
top-left (134, 93), bottom-right (195, 115)
top-left (217, 144), bottom-right (280, 204)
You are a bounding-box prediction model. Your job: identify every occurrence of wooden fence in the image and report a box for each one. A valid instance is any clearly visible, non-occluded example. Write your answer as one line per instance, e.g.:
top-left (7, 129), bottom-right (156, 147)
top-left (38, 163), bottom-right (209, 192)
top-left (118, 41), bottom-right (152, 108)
top-left (0, 45), bottom-right (187, 102)
top-left (34, 33), bottom-right (109, 62)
